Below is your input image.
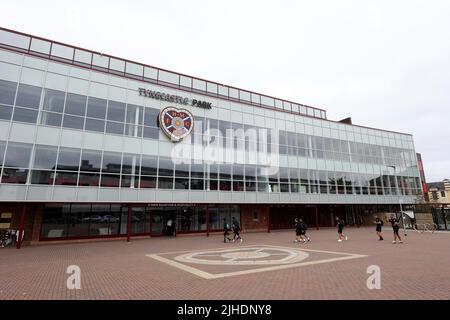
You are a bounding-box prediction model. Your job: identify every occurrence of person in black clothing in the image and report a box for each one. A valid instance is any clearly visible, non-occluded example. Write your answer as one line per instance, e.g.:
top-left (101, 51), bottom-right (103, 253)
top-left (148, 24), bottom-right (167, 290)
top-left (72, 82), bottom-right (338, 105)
top-left (223, 218), bottom-right (232, 243)
top-left (374, 216), bottom-right (384, 240)
top-left (231, 217), bottom-right (243, 243)
top-left (388, 214), bottom-right (403, 244)
top-left (299, 218), bottom-right (310, 243)
top-left (293, 218), bottom-right (303, 243)
top-left (336, 217), bottom-right (348, 242)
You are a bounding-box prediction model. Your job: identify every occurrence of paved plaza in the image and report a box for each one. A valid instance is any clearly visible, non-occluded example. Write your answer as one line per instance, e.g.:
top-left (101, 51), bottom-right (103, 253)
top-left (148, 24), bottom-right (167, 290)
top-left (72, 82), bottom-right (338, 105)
top-left (0, 227), bottom-right (449, 300)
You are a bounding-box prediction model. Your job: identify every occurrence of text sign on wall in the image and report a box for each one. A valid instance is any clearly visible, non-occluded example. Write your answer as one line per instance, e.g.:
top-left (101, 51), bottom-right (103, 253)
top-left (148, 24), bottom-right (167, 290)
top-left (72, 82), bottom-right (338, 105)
top-left (138, 88), bottom-right (212, 109)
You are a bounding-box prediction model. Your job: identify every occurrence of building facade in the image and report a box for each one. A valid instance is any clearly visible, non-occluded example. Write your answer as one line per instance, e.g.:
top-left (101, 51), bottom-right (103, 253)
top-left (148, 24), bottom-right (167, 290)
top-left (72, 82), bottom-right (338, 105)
top-left (0, 27), bottom-right (423, 246)
top-left (427, 179), bottom-right (450, 205)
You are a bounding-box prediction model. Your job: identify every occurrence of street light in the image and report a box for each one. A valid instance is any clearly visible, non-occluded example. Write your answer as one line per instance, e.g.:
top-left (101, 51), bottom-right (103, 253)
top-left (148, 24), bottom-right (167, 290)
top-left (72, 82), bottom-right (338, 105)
top-left (387, 165), bottom-right (407, 236)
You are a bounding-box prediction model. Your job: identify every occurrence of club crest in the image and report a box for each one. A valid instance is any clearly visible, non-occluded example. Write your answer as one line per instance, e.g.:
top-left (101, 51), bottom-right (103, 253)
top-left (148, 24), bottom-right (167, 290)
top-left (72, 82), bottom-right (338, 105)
top-left (159, 107), bottom-right (194, 142)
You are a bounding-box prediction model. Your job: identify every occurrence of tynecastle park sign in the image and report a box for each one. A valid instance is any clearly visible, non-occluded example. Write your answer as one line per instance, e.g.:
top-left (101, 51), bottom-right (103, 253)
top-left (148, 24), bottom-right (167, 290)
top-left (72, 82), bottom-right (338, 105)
top-left (138, 88), bottom-right (212, 109)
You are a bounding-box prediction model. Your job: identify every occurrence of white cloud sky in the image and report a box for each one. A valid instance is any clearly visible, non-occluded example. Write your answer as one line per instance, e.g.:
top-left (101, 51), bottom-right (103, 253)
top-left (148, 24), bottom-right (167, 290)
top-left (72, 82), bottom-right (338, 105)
top-left (1, 0), bottom-right (449, 181)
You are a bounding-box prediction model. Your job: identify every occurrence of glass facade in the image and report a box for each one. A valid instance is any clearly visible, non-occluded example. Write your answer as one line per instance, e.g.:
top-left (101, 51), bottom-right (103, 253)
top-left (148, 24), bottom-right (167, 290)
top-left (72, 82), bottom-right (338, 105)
top-left (0, 27), bottom-right (422, 206)
top-left (40, 203), bottom-right (239, 239)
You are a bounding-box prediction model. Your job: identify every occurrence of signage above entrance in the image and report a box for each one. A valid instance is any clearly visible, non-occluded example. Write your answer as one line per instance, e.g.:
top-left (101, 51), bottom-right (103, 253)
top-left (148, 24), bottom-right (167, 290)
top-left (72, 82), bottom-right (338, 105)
top-left (139, 88), bottom-right (212, 109)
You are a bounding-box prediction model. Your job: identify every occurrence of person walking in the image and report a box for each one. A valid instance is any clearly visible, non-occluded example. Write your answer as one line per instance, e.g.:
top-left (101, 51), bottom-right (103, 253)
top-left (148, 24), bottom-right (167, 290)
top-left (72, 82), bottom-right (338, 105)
top-left (231, 217), bottom-right (243, 243)
top-left (299, 218), bottom-right (311, 242)
top-left (293, 218), bottom-right (303, 243)
top-left (388, 214), bottom-right (403, 244)
top-left (336, 217), bottom-right (348, 242)
top-left (223, 218), bottom-right (232, 243)
top-left (374, 216), bottom-right (384, 241)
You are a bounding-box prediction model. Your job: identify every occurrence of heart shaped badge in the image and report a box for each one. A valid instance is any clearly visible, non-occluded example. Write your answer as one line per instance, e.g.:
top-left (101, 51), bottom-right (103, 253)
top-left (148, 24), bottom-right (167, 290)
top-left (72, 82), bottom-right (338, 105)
top-left (159, 107), bottom-right (194, 142)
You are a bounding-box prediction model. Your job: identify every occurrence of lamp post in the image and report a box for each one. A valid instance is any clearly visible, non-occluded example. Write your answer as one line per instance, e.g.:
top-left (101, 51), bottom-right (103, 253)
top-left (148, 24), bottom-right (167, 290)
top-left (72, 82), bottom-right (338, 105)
top-left (387, 165), bottom-right (407, 236)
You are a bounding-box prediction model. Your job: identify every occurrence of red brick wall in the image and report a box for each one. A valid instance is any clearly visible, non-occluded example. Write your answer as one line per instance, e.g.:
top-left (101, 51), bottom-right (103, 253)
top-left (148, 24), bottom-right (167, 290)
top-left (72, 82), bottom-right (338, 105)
top-left (240, 204), bottom-right (269, 232)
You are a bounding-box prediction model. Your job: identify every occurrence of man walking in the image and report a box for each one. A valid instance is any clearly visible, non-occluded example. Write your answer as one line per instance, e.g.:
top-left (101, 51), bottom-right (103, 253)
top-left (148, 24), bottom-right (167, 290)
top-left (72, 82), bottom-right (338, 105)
top-left (231, 217), bottom-right (243, 243)
top-left (388, 214), bottom-right (403, 244)
top-left (223, 218), bottom-right (232, 243)
top-left (374, 216), bottom-right (384, 241)
top-left (336, 217), bottom-right (348, 242)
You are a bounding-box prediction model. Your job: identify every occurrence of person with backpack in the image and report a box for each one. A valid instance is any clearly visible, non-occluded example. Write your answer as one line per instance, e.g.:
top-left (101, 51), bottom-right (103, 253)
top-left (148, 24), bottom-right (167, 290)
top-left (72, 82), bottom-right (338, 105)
top-left (388, 214), bottom-right (403, 244)
top-left (336, 217), bottom-right (348, 242)
top-left (223, 218), bottom-right (232, 243)
top-left (231, 217), bottom-right (243, 243)
top-left (374, 216), bottom-right (384, 241)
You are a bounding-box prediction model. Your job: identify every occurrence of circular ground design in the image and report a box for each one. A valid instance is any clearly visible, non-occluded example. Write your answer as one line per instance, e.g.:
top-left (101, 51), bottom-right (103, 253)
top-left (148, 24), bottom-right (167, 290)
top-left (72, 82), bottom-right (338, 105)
top-left (174, 247), bottom-right (309, 265)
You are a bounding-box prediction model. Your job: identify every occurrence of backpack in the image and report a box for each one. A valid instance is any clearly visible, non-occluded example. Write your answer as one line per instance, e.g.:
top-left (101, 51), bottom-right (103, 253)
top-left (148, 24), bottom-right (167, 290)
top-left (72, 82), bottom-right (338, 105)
top-left (302, 223), bottom-right (308, 230)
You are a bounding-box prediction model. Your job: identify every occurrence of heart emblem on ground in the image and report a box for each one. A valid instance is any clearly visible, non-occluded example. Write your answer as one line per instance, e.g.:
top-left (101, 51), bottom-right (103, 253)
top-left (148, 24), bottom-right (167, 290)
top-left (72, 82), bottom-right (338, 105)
top-left (159, 107), bottom-right (194, 142)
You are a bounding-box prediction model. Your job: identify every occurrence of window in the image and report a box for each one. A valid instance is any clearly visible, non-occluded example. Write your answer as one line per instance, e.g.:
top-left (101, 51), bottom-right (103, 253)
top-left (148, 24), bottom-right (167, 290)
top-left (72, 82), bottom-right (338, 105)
top-left (15, 84), bottom-right (41, 109)
top-left (65, 93), bottom-right (86, 116)
top-left (4, 142), bottom-right (32, 168)
top-left (57, 148), bottom-right (81, 171)
top-left (102, 152), bottom-right (121, 174)
top-left (107, 101), bottom-right (125, 122)
top-left (43, 89), bottom-right (65, 113)
top-left (0, 79), bottom-right (17, 105)
top-left (80, 149), bottom-right (102, 172)
top-left (33, 145), bottom-right (57, 170)
top-left (86, 97), bottom-right (107, 119)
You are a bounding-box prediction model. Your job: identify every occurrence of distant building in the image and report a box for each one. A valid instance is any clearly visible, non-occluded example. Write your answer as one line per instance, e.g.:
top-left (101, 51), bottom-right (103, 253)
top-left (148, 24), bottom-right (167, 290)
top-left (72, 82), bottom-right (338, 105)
top-left (427, 179), bottom-right (450, 205)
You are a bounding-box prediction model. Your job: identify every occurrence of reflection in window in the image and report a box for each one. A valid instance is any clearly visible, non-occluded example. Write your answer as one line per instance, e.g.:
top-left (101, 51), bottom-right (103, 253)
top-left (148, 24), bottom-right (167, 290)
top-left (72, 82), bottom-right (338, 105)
top-left (15, 84), bottom-right (41, 109)
top-left (0, 79), bottom-right (17, 105)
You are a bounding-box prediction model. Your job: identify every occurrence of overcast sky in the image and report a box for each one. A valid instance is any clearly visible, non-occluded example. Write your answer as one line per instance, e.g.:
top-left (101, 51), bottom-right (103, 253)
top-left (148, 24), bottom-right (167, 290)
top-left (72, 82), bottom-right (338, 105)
top-left (2, 0), bottom-right (449, 182)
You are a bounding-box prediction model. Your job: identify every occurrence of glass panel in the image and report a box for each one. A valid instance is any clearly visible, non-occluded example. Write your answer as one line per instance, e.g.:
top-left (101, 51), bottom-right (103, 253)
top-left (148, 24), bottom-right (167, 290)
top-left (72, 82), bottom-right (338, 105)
top-left (126, 104), bottom-right (143, 124)
top-left (105, 121), bottom-right (124, 134)
top-left (30, 170), bottom-right (54, 185)
top-left (62, 114), bottom-right (84, 130)
top-left (158, 177), bottom-right (173, 189)
top-left (109, 58), bottom-right (125, 72)
top-left (4, 142), bottom-right (32, 168)
top-left (29, 38), bottom-right (51, 55)
top-left (192, 79), bottom-right (206, 91)
top-left (158, 70), bottom-right (179, 85)
top-left (84, 118), bottom-right (104, 132)
top-left (77, 172), bottom-right (100, 186)
top-left (229, 88), bottom-right (239, 99)
top-left (65, 93), bottom-right (86, 116)
top-left (2, 168), bottom-right (28, 184)
top-left (33, 145), bottom-right (57, 170)
top-left (41, 111), bottom-right (62, 127)
top-left (158, 157), bottom-right (174, 176)
top-left (102, 152), bottom-right (122, 173)
top-left (15, 84), bottom-right (41, 109)
top-left (144, 67), bottom-right (158, 80)
top-left (143, 107), bottom-right (159, 127)
top-left (74, 49), bottom-right (92, 65)
top-left (0, 30), bottom-right (30, 50)
top-left (92, 53), bottom-right (109, 69)
top-left (50, 43), bottom-right (74, 60)
top-left (86, 97), bottom-right (107, 119)
top-left (261, 95), bottom-right (275, 107)
top-left (239, 90), bottom-right (250, 102)
top-left (125, 62), bottom-right (143, 77)
top-left (218, 85), bottom-right (228, 96)
top-left (251, 93), bottom-right (260, 104)
top-left (122, 153), bottom-right (139, 174)
top-left (143, 126), bottom-right (159, 139)
top-left (100, 174), bottom-right (120, 187)
top-left (57, 148), bottom-right (81, 171)
top-left (107, 101), bottom-right (126, 122)
top-left (12, 107), bottom-right (38, 123)
top-left (140, 175), bottom-right (157, 188)
top-left (0, 105), bottom-right (12, 120)
top-left (80, 149), bottom-right (102, 172)
top-left (180, 76), bottom-right (192, 88)
top-left (43, 89), bottom-right (65, 113)
top-left (0, 79), bottom-right (17, 105)
top-left (207, 82), bottom-right (217, 94)
top-left (141, 155), bottom-right (158, 175)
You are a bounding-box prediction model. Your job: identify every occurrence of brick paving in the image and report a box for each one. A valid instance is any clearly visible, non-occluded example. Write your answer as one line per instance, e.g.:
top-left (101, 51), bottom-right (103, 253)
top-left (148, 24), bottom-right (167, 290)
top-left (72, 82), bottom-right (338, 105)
top-left (0, 227), bottom-right (449, 300)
